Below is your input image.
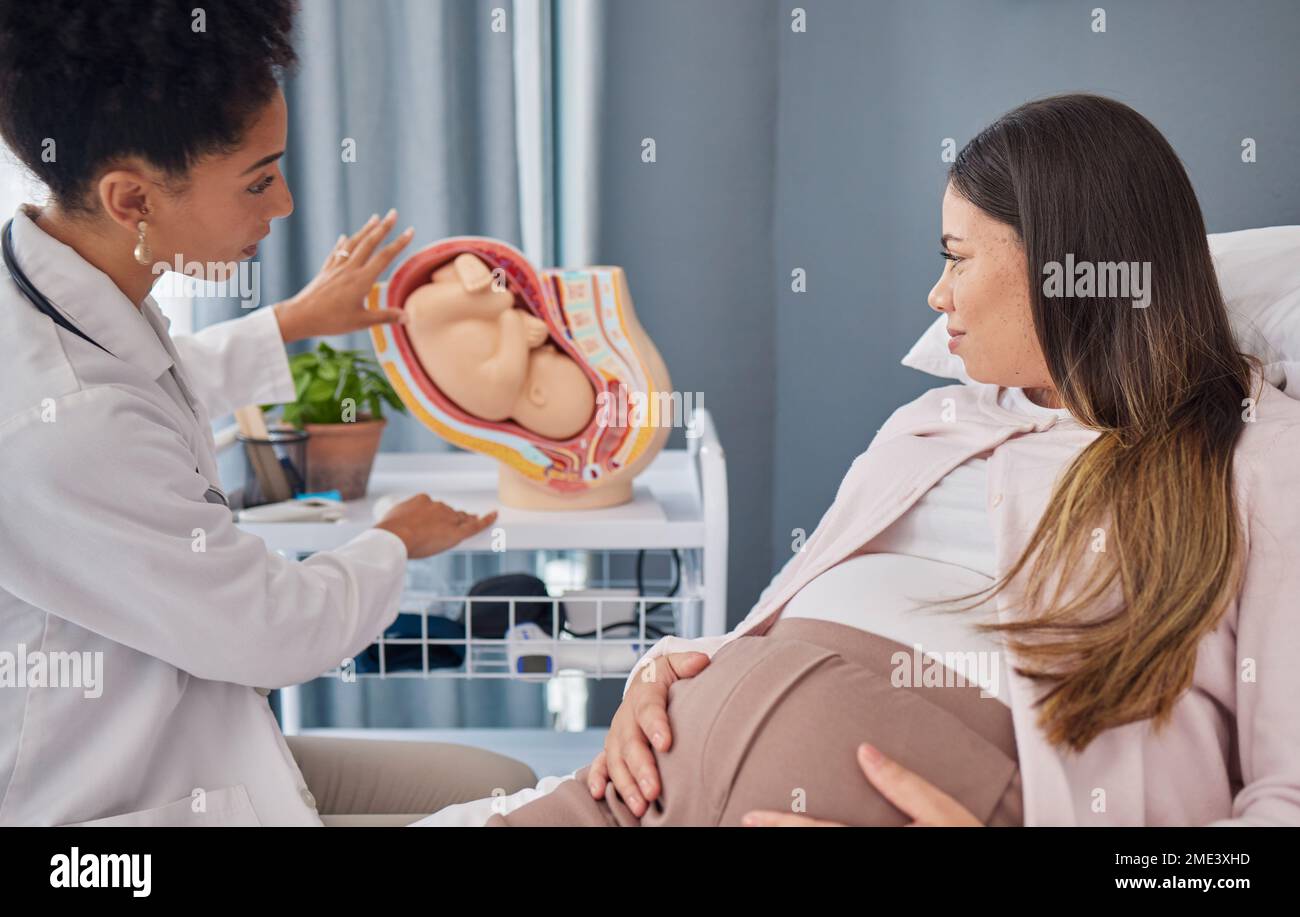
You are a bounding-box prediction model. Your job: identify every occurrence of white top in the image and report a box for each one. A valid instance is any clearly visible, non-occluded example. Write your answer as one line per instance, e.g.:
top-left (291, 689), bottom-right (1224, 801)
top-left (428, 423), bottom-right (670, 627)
top-left (0, 207), bottom-right (409, 826)
top-left (781, 385), bottom-right (1072, 705)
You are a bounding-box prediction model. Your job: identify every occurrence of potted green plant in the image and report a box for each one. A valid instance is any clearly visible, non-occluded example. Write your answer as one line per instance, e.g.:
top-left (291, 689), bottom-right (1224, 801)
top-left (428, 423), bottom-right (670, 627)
top-left (264, 341), bottom-right (407, 499)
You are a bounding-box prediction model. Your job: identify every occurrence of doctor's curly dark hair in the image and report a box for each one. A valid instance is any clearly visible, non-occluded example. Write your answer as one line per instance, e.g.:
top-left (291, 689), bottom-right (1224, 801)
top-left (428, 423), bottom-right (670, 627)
top-left (0, 0), bottom-right (298, 212)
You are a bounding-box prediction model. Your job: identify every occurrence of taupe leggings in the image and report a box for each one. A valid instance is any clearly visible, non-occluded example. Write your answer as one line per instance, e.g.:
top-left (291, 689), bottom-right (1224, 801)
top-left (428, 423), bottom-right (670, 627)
top-left (286, 735), bottom-right (538, 827)
top-left (487, 617), bottom-right (1023, 826)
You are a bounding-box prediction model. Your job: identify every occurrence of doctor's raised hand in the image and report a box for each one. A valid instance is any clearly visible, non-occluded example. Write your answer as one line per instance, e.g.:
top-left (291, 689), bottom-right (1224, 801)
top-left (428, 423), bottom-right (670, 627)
top-left (271, 209), bottom-right (413, 343)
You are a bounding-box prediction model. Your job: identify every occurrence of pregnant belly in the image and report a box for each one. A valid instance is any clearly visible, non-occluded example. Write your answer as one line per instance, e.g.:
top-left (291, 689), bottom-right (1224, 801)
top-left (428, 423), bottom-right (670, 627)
top-left (650, 617), bottom-right (1021, 825)
top-left (780, 552), bottom-right (1010, 704)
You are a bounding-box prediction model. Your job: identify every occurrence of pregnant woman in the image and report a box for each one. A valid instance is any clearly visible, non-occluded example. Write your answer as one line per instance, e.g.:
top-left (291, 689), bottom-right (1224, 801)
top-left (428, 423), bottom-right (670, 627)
top-left (420, 92), bottom-right (1300, 828)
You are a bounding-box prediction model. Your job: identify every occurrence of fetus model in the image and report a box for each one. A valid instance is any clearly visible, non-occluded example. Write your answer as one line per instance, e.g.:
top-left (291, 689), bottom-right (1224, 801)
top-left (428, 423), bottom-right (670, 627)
top-left (404, 253), bottom-right (596, 441)
top-left (368, 237), bottom-right (674, 510)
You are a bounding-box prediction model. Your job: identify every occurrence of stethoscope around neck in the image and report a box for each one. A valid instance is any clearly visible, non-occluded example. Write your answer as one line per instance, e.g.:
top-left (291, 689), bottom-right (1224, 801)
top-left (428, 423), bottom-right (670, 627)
top-left (3, 218), bottom-right (115, 356)
top-left (2, 217), bottom-right (230, 509)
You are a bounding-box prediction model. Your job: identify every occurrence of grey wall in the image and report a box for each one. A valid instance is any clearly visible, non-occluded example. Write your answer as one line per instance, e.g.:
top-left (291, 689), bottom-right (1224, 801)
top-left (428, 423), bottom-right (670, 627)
top-left (590, 0), bottom-right (781, 627)
top-left (591, 0), bottom-right (1300, 618)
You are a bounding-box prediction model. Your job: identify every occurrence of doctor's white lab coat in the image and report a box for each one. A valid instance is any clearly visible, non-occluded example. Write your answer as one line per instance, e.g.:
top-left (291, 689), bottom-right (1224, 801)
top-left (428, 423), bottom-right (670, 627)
top-left (0, 207), bottom-right (408, 826)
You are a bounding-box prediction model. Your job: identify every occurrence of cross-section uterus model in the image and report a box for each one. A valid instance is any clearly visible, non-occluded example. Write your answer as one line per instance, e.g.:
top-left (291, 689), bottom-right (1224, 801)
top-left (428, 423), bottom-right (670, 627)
top-left (369, 237), bottom-right (674, 510)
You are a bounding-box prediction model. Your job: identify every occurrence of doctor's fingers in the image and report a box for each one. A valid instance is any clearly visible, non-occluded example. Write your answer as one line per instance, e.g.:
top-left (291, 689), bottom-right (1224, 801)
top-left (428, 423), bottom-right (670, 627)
top-left (349, 210), bottom-right (401, 266)
top-left (355, 307), bottom-right (406, 327)
top-left (457, 510), bottom-right (498, 536)
top-left (343, 211), bottom-right (386, 251)
top-left (322, 211), bottom-right (392, 271)
top-left (319, 234), bottom-right (348, 271)
top-left (361, 226), bottom-right (416, 281)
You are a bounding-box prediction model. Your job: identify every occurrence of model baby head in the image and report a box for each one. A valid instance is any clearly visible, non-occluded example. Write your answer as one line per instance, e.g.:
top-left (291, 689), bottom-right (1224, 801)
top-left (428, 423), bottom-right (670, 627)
top-left (404, 253), bottom-right (595, 440)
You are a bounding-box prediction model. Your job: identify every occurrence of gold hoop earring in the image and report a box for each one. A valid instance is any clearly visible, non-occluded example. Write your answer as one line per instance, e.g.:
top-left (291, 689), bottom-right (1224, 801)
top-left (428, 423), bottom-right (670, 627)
top-left (133, 219), bottom-right (151, 265)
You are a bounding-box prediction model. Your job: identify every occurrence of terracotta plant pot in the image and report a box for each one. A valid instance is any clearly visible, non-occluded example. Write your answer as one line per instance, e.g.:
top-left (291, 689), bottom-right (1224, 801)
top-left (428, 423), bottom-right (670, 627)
top-left (302, 417), bottom-right (387, 500)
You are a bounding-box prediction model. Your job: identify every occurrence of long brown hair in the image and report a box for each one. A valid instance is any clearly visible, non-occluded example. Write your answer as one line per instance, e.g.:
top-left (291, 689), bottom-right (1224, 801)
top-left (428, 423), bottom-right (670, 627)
top-left (930, 93), bottom-right (1263, 751)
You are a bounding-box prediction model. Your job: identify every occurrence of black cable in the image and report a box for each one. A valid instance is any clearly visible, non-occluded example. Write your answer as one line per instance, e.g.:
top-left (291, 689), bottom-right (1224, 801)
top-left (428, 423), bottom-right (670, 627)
top-left (561, 620), bottom-right (670, 639)
top-left (638, 548), bottom-right (681, 615)
top-left (560, 549), bottom-right (681, 640)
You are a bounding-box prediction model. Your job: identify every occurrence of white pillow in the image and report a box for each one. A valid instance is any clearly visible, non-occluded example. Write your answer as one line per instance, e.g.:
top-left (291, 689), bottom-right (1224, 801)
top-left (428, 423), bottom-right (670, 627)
top-left (901, 226), bottom-right (1300, 399)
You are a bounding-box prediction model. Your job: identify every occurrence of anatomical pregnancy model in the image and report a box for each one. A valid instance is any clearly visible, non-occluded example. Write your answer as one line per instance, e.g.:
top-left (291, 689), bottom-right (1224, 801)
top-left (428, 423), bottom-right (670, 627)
top-left (404, 253), bottom-right (596, 441)
top-left (369, 237), bottom-right (674, 510)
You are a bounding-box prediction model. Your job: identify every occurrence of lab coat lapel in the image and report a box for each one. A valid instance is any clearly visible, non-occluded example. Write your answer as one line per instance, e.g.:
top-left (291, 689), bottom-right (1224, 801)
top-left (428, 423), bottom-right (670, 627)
top-left (10, 207), bottom-right (221, 488)
top-left (8, 207), bottom-right (174, 381)
top-left (139, 297), bottom-right (203, 417)
top-left (138, 296), bottom-right (224, 488)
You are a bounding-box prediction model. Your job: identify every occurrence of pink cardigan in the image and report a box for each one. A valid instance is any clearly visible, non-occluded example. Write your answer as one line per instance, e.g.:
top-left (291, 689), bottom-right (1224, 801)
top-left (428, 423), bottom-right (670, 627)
top-left (627, 375), bottom-right (1300, 826)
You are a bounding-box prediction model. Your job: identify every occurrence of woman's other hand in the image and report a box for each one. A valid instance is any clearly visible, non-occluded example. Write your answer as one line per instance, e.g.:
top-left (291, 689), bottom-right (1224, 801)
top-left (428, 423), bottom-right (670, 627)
top-left (373, 494), bottom-right (497, 559)
top-left (586, 651), bottom-right (711, 817)
top-left (273, 210), bottom-right (415, 343)
top-left (742, 742), bottom-right (984, 827)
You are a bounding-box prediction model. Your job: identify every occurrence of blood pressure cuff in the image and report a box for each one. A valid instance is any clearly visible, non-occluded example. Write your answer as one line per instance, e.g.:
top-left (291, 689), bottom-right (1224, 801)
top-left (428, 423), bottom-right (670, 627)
top-left (464, 573), bottom-right (566, 638)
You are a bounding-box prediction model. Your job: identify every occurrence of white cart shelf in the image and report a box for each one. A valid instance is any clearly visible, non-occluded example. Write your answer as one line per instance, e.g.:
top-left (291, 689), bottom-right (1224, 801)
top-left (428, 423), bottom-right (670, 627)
top-left (230, 407), bottom-right (729, 690)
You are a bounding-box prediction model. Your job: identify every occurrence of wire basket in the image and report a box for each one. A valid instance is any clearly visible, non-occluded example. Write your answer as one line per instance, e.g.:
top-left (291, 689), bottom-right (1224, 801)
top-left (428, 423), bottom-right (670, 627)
top-left (322, 547), bottom-right (702, 680)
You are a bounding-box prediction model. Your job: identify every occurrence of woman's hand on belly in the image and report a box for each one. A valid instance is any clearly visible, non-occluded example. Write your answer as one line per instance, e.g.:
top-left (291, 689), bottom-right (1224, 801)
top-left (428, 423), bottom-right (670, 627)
top-left (587, 651), bottom-right (712, 817)
top-left (741, 743), bottom-right (984, 827)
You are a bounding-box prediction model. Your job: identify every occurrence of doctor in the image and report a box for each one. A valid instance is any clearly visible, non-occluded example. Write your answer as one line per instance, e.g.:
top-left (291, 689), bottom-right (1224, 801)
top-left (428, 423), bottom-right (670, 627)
top-left (0, 0), bottom-right (535, 825)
